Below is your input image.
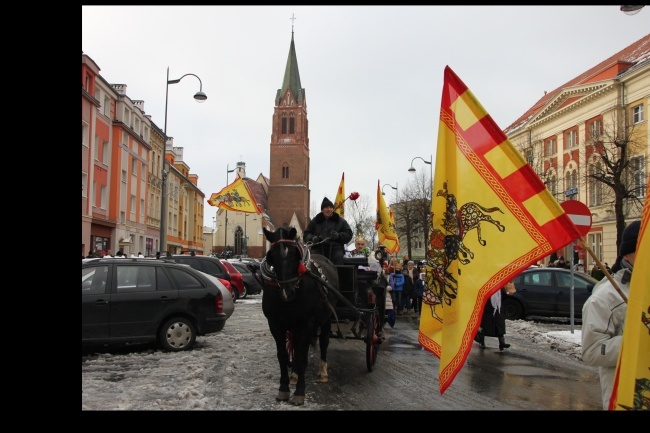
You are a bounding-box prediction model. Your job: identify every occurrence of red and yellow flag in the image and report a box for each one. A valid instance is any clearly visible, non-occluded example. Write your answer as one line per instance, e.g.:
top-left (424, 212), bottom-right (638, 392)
top-left (376, 180), bottom-right (400, 254)
top-left (208, 174), bottom-right (262, 214)
top-left (419, 66), bottom-right (582, 394)
top-left (334, 172), bottom-right (346, 219)
top-left (609, 181), bottom-right (649, 411)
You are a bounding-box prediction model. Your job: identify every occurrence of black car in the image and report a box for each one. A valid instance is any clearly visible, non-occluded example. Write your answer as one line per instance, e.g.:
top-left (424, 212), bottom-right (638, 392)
top-left (169, 254), bottom-right (232, 286)
top-left (502, 267), bottom-right (598, 320)
top-left (82, 257), bottom-right (234, 352)
top-left (227, 259), bottom-right (264, 296)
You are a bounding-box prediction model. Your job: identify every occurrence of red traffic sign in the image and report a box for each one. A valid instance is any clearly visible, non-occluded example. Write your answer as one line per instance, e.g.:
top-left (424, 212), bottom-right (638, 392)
top-left (561, 200), bottom-right (592, 237)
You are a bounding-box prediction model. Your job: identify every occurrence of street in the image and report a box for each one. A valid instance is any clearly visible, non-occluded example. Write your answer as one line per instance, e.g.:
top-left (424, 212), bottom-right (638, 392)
top-left (81, 296), bottom-right (603, 411)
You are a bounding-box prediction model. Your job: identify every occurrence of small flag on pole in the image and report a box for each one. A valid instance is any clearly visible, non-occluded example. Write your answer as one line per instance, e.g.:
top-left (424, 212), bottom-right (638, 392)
top-left (334, 173), bottom-right (346, 219)
top-left (208, 174), bottom-right (262, 214)
top-left (376, 180), bottom-right (400, 254)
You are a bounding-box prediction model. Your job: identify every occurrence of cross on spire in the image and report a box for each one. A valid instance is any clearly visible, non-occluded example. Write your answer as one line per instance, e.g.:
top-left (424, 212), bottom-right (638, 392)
top-left (290, 13), bottom-right (296, 33)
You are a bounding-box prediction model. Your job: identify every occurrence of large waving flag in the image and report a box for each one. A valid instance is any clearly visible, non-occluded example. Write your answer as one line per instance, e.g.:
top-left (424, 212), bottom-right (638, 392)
top-left (208, 174), bottom-right (262, 214)
top-left (334, 172), bottom-right (346, 219)
top-left (419, 66), bottom-right (582, 394)
top-left (609, 181), bottom-right (649, 411)
top-left (376, 180), bottom-right (400, 254)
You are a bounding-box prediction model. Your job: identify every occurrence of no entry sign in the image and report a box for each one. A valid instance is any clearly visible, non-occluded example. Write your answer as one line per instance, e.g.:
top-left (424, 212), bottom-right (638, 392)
top-left (561, 200), bottom-right (592, 237)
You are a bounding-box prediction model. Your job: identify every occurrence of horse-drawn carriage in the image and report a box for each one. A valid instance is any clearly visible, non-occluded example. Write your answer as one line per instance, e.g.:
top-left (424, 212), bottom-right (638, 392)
top-left (258, 226), bottom-right (388, 405)
top-left (327, 255), bottom-right (387, 372)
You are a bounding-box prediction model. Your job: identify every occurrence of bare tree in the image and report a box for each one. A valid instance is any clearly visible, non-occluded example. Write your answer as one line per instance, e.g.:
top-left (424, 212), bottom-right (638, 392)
top-left (510, 120), bottom-right (646, 257)
top-left (585, 122), bottom-right (645, 254)
top-left (346, 193), bottom-right (379, 250)
top-left (393, 172), bottom-right (432, 260)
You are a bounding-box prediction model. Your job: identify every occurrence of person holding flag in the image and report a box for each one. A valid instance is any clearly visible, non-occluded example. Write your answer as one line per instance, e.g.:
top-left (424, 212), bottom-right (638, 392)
top-left (304, 197), bottom-right (353, 265)
top-left (581, 219), bottom-right (641, 410)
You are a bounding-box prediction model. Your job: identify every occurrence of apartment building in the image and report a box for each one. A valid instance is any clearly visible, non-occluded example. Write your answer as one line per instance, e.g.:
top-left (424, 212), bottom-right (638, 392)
top-left (81, 52), bottom-right (206, 257)
top-left (504, 35), bottom-right (649, 267)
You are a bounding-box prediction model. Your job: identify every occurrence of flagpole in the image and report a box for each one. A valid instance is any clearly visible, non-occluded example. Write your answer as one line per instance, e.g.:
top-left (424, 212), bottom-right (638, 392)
top-left (578, 237), bottom-right (627, 303)
top-left (224, 164), bottom-right (236, 255)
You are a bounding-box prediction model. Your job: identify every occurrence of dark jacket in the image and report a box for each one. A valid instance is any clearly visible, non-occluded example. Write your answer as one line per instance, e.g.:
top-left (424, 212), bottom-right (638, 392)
top-left (480, 287), bottom-right (508, 337)
top-left (304, 211), bottom-right (353, 264)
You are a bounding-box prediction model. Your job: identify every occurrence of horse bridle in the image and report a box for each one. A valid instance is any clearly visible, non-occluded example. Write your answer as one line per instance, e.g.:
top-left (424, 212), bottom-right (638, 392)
top-left (261, 238), bottom-right (310, 287)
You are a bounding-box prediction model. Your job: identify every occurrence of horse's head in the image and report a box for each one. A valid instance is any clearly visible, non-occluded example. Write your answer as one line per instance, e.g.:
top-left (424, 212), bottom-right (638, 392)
top-left (263, 226), bottom-right (307, 301)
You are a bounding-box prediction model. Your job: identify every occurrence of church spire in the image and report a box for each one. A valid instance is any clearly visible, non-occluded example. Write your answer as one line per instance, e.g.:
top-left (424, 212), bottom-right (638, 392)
top-left (277, 20), bottom-right (303, 105)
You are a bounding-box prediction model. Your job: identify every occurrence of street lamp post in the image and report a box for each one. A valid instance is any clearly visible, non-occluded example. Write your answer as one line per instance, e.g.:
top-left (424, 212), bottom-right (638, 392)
top-left (408, 155), bottom-right (433, 262)
top-left (160, 67), bottom-right (207, 255)
top-left (382, 183), bottom-right (398, 203)
top-left (224, 164), bottom-right (236, 255)
top-left (243, 213), bottom-right (249, 257)
top-left (408, 154), bottom-right (433, 181)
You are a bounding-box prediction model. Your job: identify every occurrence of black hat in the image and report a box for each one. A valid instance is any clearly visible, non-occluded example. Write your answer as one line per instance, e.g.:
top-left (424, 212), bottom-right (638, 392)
top-left (321, 197), bottom-right (334, 210)
top-left (619, 220), bottom-right (640, 257)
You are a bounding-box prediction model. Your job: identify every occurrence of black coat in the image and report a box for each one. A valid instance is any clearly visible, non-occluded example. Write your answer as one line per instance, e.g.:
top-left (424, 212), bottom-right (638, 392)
top-left (480, 288), bottom-right (507, 337)
top-left (304, 212), bottom-right (353, 262)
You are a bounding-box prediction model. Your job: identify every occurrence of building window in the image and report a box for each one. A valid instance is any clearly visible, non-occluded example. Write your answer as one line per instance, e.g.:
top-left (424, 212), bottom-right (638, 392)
top-left (82, 122), bottom-right (89, 147)
top-left (102, 141), bottom-right (109, 164)
top-left (588, 161), bottom-right (603, 206)
top-left (565, 130), bottom-right (578, 148)
top-left (122, 170), bottom-right (127, 183)
top-left (588, 120), bottom-right (602, 140)
top-left (131, 157), bottom-right (137, 175)
top-left (630, 155), bottom-right (646, 198)
top-left (544, 138), bottom-right (557, 156)
top-left (100, 185), bottom-right (107, 209)
top-left (632, 104), bottom-right (644, 124)
top-left (103, 96), bottom-right (111, 117)
top-left (82, 172), bottom-right (88, 198)
top-left (289, 114), bottom-right (295, 134)
top-left (281, 115), bottom-right (287, 134)
top-left (524, 148), bottom-right (533, 165)
top-left (94, 136), bottom-right (99, 160)
top-left (587, 232), bottom-right (602, 268)
top-left (282, 165), bottom-right (289, 179)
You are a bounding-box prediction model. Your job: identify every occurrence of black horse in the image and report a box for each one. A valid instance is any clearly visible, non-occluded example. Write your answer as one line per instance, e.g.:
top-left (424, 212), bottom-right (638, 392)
top-left (260, 225), bottom-right (339, 405)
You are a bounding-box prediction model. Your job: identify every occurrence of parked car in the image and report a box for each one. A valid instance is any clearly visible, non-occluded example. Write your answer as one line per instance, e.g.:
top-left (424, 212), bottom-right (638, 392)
top-left (82, 257), bottom-right (234, 352)
top-left (169, 255), bottom-right (237, 301)
top-left (502, 267), bottom-right (598, 320)
top-left (220, 259), bottom-right (246, 299)
top-left (227, 259), bottom-right (264, 296)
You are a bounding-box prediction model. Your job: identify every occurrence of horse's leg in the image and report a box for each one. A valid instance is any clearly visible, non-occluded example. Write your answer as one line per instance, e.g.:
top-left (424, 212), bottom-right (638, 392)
top-left (317, 320), bottom-right (330, 383)
top-left (290, 333), bottom-right (310, 406)
top-left (269, 325), bottom-right (291, 402)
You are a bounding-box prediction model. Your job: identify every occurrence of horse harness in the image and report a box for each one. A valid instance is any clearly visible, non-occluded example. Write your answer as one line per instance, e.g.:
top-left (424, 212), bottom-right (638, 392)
top-left (260, 237), bottom-right (343, 336)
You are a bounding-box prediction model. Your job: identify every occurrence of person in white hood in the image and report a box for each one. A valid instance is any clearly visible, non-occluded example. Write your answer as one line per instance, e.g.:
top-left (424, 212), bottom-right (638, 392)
top-left (581, 220), bottom-right (639, 410)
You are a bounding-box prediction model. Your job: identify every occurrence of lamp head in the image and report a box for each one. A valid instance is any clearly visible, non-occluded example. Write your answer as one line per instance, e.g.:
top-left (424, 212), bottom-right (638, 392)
top-left (408, 167), bottom-right (416, 173)
top-left (194, 91), bottom-right (207, 102)
top-left (620, 5), bottom-right (644, 15)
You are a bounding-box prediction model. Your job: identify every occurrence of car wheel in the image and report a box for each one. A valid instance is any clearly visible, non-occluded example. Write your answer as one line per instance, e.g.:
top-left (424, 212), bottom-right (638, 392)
top-left (240, 284), bottom-right (248, 299)
top-left (159, 317), bottom-right (196, 351)
top-left (502, 298), bottom-right (524, 321)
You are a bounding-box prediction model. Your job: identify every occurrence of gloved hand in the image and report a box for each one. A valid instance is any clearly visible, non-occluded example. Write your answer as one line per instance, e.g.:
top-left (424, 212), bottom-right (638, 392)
top-left (310, 236), bottom-right (321, 244)
top-left (329, 231), bottom-right (340, 240)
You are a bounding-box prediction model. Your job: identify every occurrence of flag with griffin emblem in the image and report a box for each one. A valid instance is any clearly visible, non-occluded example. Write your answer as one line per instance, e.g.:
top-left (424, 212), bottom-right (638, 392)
top-left (376, 180), bottom-right (400, 254)
top-left (418, 66), bottom-right (582, 394)
top-left (334, 172), bottom-right (346, 219)
top-left (208, 174), bottom-right (262, 214)
top-left (609, 181), bottom-right (649, 411)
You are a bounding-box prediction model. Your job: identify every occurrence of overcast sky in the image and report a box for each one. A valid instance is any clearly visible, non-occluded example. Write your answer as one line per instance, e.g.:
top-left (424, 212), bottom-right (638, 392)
top-left (81, 6), bottom-right (649, 228)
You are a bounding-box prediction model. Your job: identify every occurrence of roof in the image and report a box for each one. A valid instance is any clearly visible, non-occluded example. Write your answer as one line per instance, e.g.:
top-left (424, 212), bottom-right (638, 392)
top-left (504, 33), bottom-right (650, 135)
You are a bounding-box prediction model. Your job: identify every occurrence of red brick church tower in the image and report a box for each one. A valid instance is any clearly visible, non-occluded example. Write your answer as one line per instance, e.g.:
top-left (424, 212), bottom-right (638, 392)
top-left (267, 28), bottom-right (311, 232)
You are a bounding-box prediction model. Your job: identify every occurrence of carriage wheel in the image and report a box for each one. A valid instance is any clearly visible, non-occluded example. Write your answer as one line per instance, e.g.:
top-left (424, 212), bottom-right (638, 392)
top-left (365, 311), bottom-right (379, 372)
